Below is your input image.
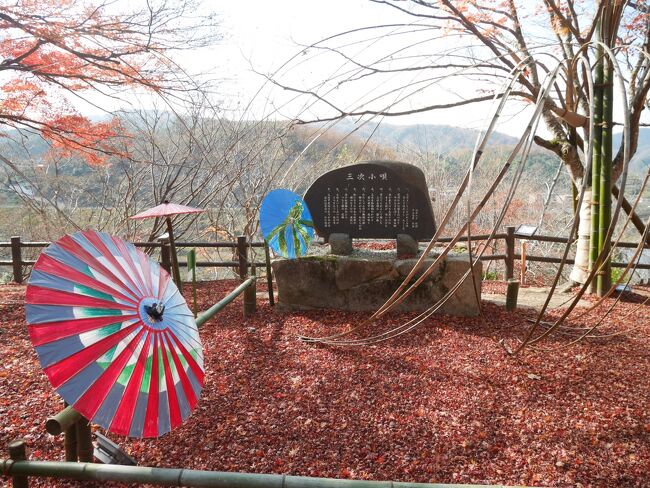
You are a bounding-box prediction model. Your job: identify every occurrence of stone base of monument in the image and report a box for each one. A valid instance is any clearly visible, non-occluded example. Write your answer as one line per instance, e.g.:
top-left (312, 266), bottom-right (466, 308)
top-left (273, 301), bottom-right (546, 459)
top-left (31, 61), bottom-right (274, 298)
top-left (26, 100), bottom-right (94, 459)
top-left (271, 249), bottom-right (482, 316)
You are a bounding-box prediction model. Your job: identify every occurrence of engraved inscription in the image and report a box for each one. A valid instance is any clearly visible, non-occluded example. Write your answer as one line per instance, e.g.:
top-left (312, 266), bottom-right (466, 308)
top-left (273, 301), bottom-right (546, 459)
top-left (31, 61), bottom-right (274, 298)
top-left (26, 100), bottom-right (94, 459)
top-left (303, 161), bottom-right (437, 240)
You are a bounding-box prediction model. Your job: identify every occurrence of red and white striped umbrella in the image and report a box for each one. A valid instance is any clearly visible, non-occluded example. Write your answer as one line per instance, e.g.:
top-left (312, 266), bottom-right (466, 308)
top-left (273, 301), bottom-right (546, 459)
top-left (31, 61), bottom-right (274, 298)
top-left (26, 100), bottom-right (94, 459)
top-left (26, 230), bottom-right (204, 438)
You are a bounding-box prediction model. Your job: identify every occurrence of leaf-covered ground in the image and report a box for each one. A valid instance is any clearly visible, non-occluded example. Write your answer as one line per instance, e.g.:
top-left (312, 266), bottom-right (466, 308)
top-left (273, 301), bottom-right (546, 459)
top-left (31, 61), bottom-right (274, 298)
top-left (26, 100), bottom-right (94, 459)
top-left (1, 280), bottom-right (649, 487)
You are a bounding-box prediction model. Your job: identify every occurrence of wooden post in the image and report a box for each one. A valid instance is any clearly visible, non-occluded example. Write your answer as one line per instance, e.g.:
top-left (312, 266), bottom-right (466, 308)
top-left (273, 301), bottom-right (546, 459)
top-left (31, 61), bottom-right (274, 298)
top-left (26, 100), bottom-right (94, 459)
top-left (505, 278), bottom-right (519, 311)
top-left (75, 418), bottom-right (93, 463)
top-left (10, 236), bottom-right (22, 284)
top-left (520, 240), bottom-right (527, 285)
top-left (505, 226), bottom-right (515, 280)
top-left (243, 260), bottom-right (257, 318)
top-left (160, 242), bottom-right (172, 274)
top-left (236, 235), bottom-right (248, 280)
top-left (7, 439), bottom-right (28, 488)
top-left (264, 242), bottom-right (275, 306)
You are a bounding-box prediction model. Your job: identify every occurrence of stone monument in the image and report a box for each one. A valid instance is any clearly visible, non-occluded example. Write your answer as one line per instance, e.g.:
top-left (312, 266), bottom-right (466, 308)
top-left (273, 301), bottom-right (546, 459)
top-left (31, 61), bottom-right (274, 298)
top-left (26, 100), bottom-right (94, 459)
top-left (303, 160), bottom-right (436, 255)
top-left (271, 160), bottom-right (482, 316)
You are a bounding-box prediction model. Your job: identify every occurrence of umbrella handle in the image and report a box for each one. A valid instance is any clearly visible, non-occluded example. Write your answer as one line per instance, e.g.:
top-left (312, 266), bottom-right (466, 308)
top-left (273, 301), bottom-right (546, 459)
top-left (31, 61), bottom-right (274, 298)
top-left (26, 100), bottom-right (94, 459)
top-left (166, 217), bottom-right (183, 292)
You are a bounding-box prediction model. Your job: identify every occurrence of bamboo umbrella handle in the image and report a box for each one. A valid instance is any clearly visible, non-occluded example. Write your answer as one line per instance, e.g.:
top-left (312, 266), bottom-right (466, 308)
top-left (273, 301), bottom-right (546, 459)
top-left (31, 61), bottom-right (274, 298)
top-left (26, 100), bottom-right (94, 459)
top-left (166, 216), bottom-right (183, 293)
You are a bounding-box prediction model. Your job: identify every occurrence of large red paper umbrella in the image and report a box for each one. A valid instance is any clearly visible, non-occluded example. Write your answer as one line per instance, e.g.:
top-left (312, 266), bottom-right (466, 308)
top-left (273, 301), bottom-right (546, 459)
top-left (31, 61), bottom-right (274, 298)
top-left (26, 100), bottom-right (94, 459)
top-left (130, 201), bottom-right (205, 292)
top-left (26, 230), bottom-right (204, 438)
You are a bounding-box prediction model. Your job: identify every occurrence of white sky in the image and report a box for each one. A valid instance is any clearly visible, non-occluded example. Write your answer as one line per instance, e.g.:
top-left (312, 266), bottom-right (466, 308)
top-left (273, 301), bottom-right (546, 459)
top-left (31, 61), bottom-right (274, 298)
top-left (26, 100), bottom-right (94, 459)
top-left (203, 0), bottom-right (537, 138)
top-left (79, 0), bottom-right (639, 140)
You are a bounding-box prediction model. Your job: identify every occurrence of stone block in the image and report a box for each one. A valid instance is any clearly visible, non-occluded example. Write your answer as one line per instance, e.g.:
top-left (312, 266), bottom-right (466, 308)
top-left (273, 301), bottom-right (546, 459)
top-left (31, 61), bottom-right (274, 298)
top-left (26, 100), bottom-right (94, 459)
top-left (394, 258), bottom-right (443, 281)
top-left (272, 257), bottom-right (345, 310)
top-left (439, 254), bottom-right (482, 316)
top-left (335, 258), bottom-right (393, 290)
top-left (272, 252), bottom-right (482, 316)
top-left (329, 233), bottom-right (352, 255)
top-left (396, 234), bottom-right (418, 256)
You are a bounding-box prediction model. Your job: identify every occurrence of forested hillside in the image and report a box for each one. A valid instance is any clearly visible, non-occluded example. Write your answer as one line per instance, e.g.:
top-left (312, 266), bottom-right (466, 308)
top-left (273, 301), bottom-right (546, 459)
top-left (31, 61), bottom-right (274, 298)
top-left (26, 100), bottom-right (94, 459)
top-left (1, 115), bottom-right (647, 244)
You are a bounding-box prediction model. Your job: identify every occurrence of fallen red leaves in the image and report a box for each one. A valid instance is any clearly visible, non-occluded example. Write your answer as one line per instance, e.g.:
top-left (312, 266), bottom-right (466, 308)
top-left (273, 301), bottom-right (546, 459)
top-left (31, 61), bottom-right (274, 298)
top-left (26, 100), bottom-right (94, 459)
top-left (1, 280), bottom-right (649, 487)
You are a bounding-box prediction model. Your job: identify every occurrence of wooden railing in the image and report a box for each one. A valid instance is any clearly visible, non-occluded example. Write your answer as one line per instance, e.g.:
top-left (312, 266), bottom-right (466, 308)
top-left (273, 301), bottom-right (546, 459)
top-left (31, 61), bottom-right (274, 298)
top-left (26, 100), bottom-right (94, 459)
top-left (436, 226), bottom-right (650, 279)
top-left (0, 235), bottom-right (275, 306)
top-left (1, 227), bottom-right (648, 286)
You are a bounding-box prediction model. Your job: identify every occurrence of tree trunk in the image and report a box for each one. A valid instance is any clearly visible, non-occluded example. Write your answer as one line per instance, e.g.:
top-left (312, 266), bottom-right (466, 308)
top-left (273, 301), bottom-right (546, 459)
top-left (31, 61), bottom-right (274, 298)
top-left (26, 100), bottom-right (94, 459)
top-left (570, 188), bottom-right (592, 284)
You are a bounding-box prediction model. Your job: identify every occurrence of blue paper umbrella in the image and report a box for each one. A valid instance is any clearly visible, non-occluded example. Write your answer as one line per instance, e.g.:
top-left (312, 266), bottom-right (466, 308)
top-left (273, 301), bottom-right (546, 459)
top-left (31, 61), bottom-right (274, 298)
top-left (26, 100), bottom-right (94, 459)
top-left (260, 189), bottom-right (314, 258)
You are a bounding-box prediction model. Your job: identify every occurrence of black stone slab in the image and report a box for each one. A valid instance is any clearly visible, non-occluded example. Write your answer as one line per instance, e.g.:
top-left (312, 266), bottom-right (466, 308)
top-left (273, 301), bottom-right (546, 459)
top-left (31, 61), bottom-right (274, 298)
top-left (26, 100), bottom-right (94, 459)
top-left (303, 160), bottom-right (436, 240)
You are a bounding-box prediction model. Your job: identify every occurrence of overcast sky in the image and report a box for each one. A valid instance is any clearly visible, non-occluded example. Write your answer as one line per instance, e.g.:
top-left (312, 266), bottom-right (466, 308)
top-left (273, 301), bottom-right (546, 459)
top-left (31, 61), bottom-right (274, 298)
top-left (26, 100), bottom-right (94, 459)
top-left (78, 0), bottom-right (643, 141)
top-left (209, 0), bottom-right (537, 138)
top-left (71, 0), bottom-right (546, 138)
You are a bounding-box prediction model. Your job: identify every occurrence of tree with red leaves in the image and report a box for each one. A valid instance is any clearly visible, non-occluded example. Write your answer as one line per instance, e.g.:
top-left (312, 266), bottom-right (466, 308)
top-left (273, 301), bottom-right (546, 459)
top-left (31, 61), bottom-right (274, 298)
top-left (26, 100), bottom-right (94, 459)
top-left (0, 0), bottom-right (218, 164)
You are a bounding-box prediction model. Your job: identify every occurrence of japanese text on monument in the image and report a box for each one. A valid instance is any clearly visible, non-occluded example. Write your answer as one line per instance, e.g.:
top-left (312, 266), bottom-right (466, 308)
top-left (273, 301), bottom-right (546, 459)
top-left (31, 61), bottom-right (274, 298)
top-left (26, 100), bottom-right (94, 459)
top-left (321, 170), bottom-right (420, 232)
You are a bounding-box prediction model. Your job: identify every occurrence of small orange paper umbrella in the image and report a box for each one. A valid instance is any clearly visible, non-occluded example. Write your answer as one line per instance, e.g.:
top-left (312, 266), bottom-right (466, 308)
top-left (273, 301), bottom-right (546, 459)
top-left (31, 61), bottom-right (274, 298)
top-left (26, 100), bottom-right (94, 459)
top-left (130, 201), bottom-right (205, 291)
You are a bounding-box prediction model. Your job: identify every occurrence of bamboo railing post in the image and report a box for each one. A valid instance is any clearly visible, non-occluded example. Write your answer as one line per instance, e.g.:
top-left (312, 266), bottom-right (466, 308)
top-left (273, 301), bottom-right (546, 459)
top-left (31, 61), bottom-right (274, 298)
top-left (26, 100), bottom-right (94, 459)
top-left (46, 404), bottom-right (82, 462)
top-left (45, 406), bottom-right (83, 436)
top-left (64, 424), bottom-right (77, 463)
top-left (505, 279), bottom-right (520, 311)
top-left (7, 439), bottom-right (28, 488)
top-left (505, 226), bottom-right (515, 279)
top-left (10, 236), bottom-right (22, 284)
top-left (75, 418), bottom-right (93, 463)
top-left (264, 242), bottom-right (275, 306)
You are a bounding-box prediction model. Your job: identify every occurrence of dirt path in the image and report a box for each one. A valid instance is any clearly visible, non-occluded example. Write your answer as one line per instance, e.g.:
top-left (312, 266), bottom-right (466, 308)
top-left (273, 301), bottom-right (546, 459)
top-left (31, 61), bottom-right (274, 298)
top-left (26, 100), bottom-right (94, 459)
top-left (482, 286), bottom-right (591, 310)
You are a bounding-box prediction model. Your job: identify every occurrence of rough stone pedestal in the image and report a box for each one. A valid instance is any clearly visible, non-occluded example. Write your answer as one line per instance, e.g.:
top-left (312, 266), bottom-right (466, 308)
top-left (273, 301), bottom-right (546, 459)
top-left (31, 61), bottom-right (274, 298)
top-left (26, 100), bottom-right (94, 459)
top-left (396, 234), bottom-right (418, 256)
top-left (329, 233), bottom-right (353, 255)
top-left (272, 251), bottom-right (481, 316)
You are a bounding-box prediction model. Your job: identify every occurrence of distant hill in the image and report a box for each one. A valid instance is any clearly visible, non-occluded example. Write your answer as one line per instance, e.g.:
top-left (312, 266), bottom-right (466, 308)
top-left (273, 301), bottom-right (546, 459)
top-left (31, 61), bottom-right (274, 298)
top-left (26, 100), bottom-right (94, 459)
top-left (327, 120), bottom-right (650, 177)
top-left (614, 128), bottom-right (650, 174)
top-left (613, 127), bottom-right (650, 148)
top-left (328, 119), bottom-right (520, 153)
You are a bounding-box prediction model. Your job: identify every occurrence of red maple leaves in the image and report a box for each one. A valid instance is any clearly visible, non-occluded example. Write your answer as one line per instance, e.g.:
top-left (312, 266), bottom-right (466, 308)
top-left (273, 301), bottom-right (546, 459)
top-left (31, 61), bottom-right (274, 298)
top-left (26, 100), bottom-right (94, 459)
top-left (1, 280), bottom-right (649, 486)
top-left (0, 0), bottom-right (192, 164)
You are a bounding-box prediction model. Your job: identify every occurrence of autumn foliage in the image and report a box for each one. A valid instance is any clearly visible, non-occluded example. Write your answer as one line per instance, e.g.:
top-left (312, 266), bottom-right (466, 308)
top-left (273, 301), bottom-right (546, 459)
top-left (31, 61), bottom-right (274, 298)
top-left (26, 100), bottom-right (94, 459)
top-left (0, 0), bottom-right (216, 164)
top-left (1, 280), bottom-right (649, 486)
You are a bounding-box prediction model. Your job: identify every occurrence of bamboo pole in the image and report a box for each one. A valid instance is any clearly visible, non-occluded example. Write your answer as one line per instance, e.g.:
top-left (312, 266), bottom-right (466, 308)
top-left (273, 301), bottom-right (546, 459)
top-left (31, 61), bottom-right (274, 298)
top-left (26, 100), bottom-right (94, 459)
top-left (0, 459), bottom-right (526, 488)
top-left (243, 259), bottom-right (257, 318)
top-left (75, 418), bottom-right (93, 463)
top-left (520, 241), bottom-right (527, 285)
top-left (589, 42), bottom-right (604, 294)
top-left (64, 425), bottom-right (77, 463)
top-left (166, 217), bottom-right (183, 293)
top-left (505, 226), bottom-right (515, 279)
top-left (7, 440), bottom-right (28, 488)
top-left (597, 56), bottom-right (613, 296)
top-left (195, 277), bottom-right (256, 328)
top-left (45, 406), bottom-right (82, 436)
